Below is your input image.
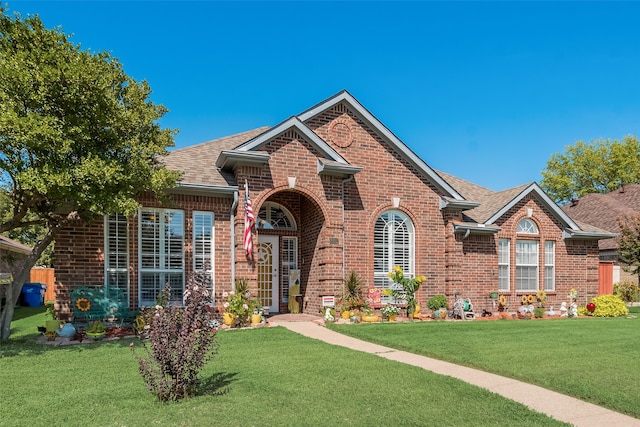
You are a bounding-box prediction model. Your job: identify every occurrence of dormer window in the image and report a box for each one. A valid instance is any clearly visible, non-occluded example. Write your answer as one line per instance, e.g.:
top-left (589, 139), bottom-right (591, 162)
top-left (517, 218), bottom-right (538, 234)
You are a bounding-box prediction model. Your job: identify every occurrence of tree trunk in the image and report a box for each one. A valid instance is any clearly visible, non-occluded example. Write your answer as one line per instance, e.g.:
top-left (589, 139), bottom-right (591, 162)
top-left (0, 232), bottom-right (55, 341)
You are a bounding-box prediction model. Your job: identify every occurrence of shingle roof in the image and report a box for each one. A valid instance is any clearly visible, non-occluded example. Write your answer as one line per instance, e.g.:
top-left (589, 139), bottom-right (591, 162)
top-left (436, 170), bottom-right (532, 223)
top-left (561, 184), bottom-right (640, 250)
top-left (163, 127), bottom-right (270, 187)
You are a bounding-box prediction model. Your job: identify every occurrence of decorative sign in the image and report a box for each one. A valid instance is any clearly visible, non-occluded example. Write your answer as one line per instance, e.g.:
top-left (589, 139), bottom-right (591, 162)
top-left (321, 295), bottom-right (335, 307)
top-left (368, 288), bottom-right (382, 307)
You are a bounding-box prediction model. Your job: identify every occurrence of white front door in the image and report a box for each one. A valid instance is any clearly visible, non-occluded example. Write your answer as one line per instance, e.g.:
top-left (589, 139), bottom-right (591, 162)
top-left (257, 235), bottom-right (279, 313)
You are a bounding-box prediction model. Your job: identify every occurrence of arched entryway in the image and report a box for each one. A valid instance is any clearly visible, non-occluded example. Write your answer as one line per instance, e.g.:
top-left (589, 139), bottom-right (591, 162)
top-left (255, 191), bottom-right (325, 313)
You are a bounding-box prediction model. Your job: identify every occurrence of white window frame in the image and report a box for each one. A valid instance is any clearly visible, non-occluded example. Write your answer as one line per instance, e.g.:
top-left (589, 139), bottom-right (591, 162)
top-left (138, 208), bottom-right (185, 306)
top-left (516, 239), bottom-right (539, 292)
top-left (281, 237), bottom-right (298, 303)
top-left (373, 210), bottom-right (415, 304)
top-left (517, 218), bottom-right (539, 234)
top-left (544, 240), bottom-right (555, 291)
top-left (257, 202), bottom-right (297, 230)
top-left (193, 211), bottom-right (214, 296)
top-left (104, 213), bottom-right (129, 302)
top-left (498, 238), bottom-right (510, 292)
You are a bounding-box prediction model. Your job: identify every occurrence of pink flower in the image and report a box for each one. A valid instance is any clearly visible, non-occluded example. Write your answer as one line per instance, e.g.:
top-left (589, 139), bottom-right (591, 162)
top-left (223, 302), bottom-right (229, 308)
top-left (222, 291), bottom-right (229, 298)
top-left (243, 303), bottom-right (249, 310)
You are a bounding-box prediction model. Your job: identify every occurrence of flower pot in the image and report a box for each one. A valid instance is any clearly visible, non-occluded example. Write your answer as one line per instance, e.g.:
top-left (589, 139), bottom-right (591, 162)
top-left (46, 320), bottom-right (61, 333)
top-left (361, 314), bottom-right (380, 322)
top-left (86, 331), bottom-right (105, 340)
top-left (341, 310), bottom-right (351, 319)
top-left (223, 312), bottom-right (236, 326)
top-left (251, 314), bottom-right (262, 324)
top-left (387, 314), bottom-right (397, 322)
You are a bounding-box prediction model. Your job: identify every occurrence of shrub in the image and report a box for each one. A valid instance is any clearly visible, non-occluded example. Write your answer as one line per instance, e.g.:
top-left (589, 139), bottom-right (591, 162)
top-left (585, 294), bottom-right (629, 318)
top-left (614, 280), bottom-right (640, 302)
top-left (533, 307), bottom-right (545, 318)
top-left (427, 295), bottom-right (448, 311)
top-left (131, 273), bottom-right (218, 402)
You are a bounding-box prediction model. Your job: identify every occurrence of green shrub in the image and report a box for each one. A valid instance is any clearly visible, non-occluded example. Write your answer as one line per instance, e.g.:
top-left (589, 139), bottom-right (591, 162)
top-left (533, 307), bottom-right (545, 318)
top-left (614, 280), bottom-right (640, 302)
top-left (586, 294), bottom-right (629, 317)
top-left (427, 294), bottom-right (448, 311)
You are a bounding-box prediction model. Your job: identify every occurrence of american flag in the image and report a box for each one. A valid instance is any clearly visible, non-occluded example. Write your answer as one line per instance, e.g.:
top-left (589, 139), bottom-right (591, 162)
top-left (243, 180), bottom-right (255, 258)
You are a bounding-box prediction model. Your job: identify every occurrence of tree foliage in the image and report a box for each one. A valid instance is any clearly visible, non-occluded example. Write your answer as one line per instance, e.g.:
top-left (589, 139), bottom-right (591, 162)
top-left (0, 8), bottom-right (180, 340)
top-left (540, 136), bottom-right (640, 205)
top-left (618, 214), bottom-right (640, 280)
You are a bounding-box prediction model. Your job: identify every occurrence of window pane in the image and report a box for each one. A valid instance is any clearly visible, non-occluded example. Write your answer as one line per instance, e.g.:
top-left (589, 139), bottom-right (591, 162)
top-left (545, 241), bottom-right (555, 291)
top-left (516, 240), bottom-right (538, 291)
top-left (498, 239), bottom-right (510, 291)
top-left (373, 210), bottom-right (414, 303)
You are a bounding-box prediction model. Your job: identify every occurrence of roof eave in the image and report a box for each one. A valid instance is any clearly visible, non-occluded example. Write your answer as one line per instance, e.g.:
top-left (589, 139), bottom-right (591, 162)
top-left (562, 230), bottom-right (619, 240)
top-left (453, 223), bottom-right (501, 236)
top-left (215, 150), bottom-right (270, 170)
top-left (168, 183), bottom-right (237, 197)
top-left (317, 159), bottom-right (363, 178)
top-left (440, 198), bottom-right (481, 211)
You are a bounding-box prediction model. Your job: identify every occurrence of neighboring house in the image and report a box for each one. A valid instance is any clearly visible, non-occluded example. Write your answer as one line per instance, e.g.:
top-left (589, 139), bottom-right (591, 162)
top-left (0, 235), bottom-right (32, 304)
top-left (53, 90), bottom-right (614, 317)
top-left (562, 184), bottom-right (640, 288)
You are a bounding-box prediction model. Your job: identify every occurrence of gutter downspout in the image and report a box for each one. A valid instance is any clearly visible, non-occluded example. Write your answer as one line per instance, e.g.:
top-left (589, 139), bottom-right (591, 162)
top-left (230, 190), bottom-right (239, 291)
top-left (341, 176), bottom-right (354, 296)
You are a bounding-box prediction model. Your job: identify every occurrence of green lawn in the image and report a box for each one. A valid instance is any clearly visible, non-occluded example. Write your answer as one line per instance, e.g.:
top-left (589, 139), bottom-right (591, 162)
top-left (329, 308), bottom-right (640, 419)
top-left (0, 307), bottom-right (567, 426)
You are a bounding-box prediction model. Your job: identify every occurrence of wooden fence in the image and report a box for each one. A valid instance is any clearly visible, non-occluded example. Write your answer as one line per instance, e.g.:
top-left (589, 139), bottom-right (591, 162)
top-left (30, 268), bottom-right (56, 302)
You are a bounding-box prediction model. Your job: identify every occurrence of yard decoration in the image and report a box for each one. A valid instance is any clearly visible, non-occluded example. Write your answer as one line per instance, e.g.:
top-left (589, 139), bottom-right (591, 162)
top-left (586, 302), bottom-right (596, 312)
top-left (388, 266), bottom-right (425, 317)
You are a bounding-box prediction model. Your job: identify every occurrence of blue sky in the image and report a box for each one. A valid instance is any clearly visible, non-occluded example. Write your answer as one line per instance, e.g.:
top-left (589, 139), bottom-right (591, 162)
top-left (6, 1), bottom-right (640, 190)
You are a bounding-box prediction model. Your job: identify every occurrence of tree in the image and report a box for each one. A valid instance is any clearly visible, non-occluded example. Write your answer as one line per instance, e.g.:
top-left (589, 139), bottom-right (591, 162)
top-left (0, 9), bottom-right (181, 340)
top-left (618, 214), bottom-right (640, 282)
top-left (540, 136), bottom-right (640, 205)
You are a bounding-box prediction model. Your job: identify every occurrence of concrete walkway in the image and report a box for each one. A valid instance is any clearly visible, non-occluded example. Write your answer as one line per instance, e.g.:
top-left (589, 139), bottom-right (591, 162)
top-left (268, 315), bottom-right (640, 427)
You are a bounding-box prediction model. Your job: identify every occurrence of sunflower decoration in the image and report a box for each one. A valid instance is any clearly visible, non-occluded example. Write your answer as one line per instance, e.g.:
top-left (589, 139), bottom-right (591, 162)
top-left (76, 298), bottom-right (91, 312)
top-left (527, 294), bottom-right (535, 304)
top-left (498, 295), bottom-right (507, 307)
top-left (521, 295), bottom-right (528, 304)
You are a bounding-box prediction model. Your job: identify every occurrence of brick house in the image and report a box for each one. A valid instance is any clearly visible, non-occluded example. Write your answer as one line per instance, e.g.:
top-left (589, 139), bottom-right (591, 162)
top-left (0, 235), bottom-right (32, 304)
top-left (562, 184), bottom-right (640, 289)
top-left (53, 90), bottom-right (614, 316)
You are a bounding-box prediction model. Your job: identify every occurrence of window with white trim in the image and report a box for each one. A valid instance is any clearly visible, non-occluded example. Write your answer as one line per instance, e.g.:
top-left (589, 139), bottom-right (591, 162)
top-left (516, 240), bottom-right (538, 291)
top-left (517, 218), bottom-right (539, 234)
top-left (105, 214), bottom-right (129, 302)
top-left (193, 211), bottom-right (214, 291)
top-left (544, 240), bottom-right (555, 291)
top-left (373, 210), bottom-right (415, 303)
top-left (139, 208), bottom-right (184, 306)
top-left (498, 238), bottom-right (510, 291)
top-left (281, 237), bottom-right (298, 302)
top-left (257, 202), bottom-right (296, 230)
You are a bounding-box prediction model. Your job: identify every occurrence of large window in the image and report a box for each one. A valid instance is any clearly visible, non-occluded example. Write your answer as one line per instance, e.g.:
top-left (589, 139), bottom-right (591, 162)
top-left (544, 240), bottom-right (555, 291)
top-left (498, 238), bottom-right (510, 291)
top-left (193, 211), bottom-right (214, 291)
top-left (516, 240), bottom-right (539, 291)
top-left (374, 210), bottom-right (415, 303)
top-left (105, 214), bottom-right (129, 301)
top-left (139, 208), bottom-right (184, 306)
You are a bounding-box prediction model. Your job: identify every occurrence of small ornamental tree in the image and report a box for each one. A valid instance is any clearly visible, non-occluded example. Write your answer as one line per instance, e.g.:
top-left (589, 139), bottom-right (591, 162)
top-left (131, 273), bottom-right (219, 402)
top-left (618, 214), bottom-right (640, 283)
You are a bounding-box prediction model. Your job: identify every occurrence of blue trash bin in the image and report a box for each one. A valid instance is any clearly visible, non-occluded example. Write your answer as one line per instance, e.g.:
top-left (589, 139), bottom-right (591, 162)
top-left (21, 283), bottom-right (46, 307)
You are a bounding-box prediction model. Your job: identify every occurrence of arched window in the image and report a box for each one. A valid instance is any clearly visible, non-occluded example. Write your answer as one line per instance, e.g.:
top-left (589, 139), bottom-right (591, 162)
top-left (517, 218), bottom-right (538, 234)
top-left (257, 202), bottom-right (296, 230)
top-left (373, 210), bottom-right (415, 290)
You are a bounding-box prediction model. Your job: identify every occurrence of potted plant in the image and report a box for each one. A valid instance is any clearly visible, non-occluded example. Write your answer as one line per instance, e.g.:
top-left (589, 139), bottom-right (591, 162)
top-left (221, 278), bottom-right (252, 327)
top-left (381, 304), bottom-right (400, 321)
top-left (86, 321), bottom-right (106, 340)
top-left (360, 307), bottom-right (380, 322)
top-left (44, 301), bottom-right (62, 333)
top-left (427, 294), bottom-right (448, 319)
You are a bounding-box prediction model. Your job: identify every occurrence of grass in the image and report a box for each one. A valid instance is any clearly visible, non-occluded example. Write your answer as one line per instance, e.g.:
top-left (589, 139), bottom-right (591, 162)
top-left (329, 308), bottom-right (640, 419)
top-left (0, 307), bottom-right (567, 426)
